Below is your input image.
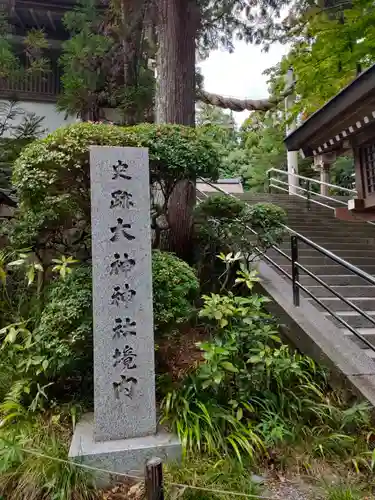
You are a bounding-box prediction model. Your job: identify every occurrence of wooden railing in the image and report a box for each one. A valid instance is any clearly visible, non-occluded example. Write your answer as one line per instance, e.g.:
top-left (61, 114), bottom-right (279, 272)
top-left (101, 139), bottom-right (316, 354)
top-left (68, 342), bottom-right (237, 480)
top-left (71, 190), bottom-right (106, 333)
top-left (0, 69), bottom-right (61, 101)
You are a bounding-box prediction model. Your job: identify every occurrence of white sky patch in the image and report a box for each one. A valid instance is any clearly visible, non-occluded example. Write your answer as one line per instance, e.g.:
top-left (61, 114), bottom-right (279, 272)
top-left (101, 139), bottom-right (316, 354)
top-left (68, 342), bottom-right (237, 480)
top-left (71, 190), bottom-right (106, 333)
top-left (199, 41), bottom-right (289, 125)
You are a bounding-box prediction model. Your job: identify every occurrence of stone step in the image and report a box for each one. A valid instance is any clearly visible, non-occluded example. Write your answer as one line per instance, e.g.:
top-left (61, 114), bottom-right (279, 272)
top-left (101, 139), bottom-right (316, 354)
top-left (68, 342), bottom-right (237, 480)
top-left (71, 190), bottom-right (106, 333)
top-left (284, 238), bottom-right (375, 245)
top-left (304, 285), bottom-right (375, 298)
top-left (267, 254), bottom-right (375, 267)
top-left (282, 264), bottom-right (375, 276)
top-left (277, 249), bottom-right (375, 257)
top-left (299, 274), bottom-right (373, 286)
top-left (341, 328), bottom-right (375, 349)
top-left (308, 297), bottom-right (375, 312)
top-left (285, 226), bottom-right (375, 236)
top-left (287, 221), bottom-right (375, 229)
top-left (286, 214), bottom-right (369, 220)
top-left (324, 310), bottom-right (375, 328)
top-left (284, 231), bottom-right (375, 239)
top-left (279, 242), bottom-right (375, 250)
top-left (286, 216), bottom-right (372, 223)
top-left (287, 228), bottom-right (375, 236)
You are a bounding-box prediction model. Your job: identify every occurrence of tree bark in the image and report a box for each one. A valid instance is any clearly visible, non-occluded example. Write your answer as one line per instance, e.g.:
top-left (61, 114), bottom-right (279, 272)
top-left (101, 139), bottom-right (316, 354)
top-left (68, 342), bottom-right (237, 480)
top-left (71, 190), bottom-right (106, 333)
top-left (155, 0), bottom-right (196, 125)
top-left (155, 0), bottom-right (198, 260)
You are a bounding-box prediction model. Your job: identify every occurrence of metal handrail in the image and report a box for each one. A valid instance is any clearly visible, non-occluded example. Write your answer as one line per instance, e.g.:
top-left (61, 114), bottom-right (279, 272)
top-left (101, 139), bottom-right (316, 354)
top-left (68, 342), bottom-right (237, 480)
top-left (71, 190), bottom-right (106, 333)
top-left (266, 167), bottom-right (356, 194)
top-left (270, 178), bottom-right (348, 206)
top-left (199, 178), bottom-right (375, 286)
top-left (269, 182), bottom-right (337, 211)
top-left (267, 168), bottom-right (375, 226)
top-left (197, 178), bottom-right (375, 353)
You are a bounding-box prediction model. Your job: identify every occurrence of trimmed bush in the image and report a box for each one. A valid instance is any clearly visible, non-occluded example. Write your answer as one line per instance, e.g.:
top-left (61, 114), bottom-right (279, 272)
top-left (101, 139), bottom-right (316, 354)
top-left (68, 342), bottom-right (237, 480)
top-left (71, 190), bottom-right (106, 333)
top-left (194, 194), bottom-right (286, 291)
top-left (36, 266), bottom-right (93, 380)
top-left (152, 250), bottom-right (199, 331)
top-left (8, 122), bottom-right (220, 255)
top-left (194, 193), bottom-right (246, 220)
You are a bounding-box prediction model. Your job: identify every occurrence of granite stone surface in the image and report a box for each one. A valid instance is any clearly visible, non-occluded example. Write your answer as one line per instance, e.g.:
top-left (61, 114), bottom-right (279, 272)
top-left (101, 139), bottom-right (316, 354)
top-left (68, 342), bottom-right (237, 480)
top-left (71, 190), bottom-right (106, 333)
top-left (69, 414), bottom-right (181, 485)
top-left (89, 147), bottom-right (156, 442)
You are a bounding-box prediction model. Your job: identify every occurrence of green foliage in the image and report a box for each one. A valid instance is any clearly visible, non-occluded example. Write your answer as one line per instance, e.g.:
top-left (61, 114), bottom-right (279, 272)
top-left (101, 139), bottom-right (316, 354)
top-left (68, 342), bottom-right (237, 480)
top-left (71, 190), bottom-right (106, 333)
top-left (152, 251), bottom-right (199, 331)
top-left (246, 202), bottom-right (286, 246)
top-left (195, 195), bottom-right (246, 220)
top-left (238, 112), bottom-right (286, 191)
top-left (59, 0), bottom-right (155, 123)
top-left (325, 484), bottom-right (362, 500)
top-left (0, 265), bottom-right (93, 408)
top-left (196, 195), bottom-right (286, 251)
top-left (0, 101), bottom-right (45, 190)
top-left (0, 12), bottom-right (19, 78)
top-left (0, 416), bottom-right (96, 500)
top-left (196, 104), bottom-right (236, 132)
top-left (195, 195), bottom-right (286, 290)
top-left (162, 391), bottom-right (265, 461)
top-left (196, 105), bottom-right (238, 172)
top-left (162, 263), bottom-right (374, 464)
top-left (36, 266), bottom-right (93, 379)
top-left (331, 156), bottom-right (355, 190)
top-left (0, 250), bottom-right (198, 409)
top-left (266, 0), bottom-right (375, 121)
top-left (0, 8), bottom-right (50, 85)
top-left (221, 112), bottom-right (315, 192)
top-left (162, 266), bottom-right (327, 459)
top-left (198, 0), bottom-right (286, 55)
top-left (59, 0), bottom-right (113, 119)
top-left (165, 457), bottom-right (260, 500)
top-left (8, 122), bottom-right (220, 256)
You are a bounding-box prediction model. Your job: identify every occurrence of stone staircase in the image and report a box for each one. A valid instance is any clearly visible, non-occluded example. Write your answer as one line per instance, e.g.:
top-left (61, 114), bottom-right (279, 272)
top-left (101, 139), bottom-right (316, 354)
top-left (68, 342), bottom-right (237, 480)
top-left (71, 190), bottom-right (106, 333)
top-left (238, 193), bottom-right (375, 359)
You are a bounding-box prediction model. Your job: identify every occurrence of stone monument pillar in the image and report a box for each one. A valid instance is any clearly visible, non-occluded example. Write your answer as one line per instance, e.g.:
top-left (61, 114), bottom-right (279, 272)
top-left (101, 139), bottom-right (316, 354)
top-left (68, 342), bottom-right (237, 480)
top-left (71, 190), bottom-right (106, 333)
top-left (69, 146), bottom-right (180, 477)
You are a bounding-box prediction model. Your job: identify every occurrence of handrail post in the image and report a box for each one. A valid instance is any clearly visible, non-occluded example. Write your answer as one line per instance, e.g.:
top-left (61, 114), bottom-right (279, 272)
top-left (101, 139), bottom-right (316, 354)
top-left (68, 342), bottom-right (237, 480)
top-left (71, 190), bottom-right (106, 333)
top-left (291, 235), bottom-right (300, 306)
top-left (306, 180), bottom-right (311, 210)
top-left (267, 170), bottom-right (271, 193)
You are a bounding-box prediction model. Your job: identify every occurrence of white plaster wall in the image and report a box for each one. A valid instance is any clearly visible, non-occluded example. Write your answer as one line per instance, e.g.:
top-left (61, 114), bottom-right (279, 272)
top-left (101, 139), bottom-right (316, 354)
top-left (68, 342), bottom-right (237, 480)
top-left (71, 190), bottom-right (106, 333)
top-left (0, 100), bottom-right (80, 138)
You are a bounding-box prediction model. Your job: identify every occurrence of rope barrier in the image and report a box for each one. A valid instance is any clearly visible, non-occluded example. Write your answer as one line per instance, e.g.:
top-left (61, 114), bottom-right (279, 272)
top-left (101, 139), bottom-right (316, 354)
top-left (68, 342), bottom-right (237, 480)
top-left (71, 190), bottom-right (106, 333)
top-left (19, 447), bottom-right (278, 499)
top-left (20, 448), bottom-right (143, 481)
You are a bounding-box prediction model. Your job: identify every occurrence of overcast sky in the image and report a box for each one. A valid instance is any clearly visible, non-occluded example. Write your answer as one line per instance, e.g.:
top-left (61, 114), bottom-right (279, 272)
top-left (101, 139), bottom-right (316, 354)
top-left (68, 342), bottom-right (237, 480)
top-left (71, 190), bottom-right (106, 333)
top-left (199, 41), bottom-right (288, 125)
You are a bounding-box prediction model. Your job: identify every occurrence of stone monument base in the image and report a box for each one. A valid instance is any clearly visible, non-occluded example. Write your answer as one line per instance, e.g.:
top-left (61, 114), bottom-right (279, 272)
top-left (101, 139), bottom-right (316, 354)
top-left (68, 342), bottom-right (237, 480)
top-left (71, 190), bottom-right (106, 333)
top-left (69, 414), bottom-right (181, 485)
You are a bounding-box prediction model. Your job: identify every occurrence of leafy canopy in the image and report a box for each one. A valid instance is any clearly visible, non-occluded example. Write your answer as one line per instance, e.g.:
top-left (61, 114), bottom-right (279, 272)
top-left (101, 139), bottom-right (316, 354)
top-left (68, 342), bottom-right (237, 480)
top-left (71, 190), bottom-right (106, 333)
top-left (266, 0), bottom-right (375, 119)
top-left (8, 122), bottom-right (220, 254)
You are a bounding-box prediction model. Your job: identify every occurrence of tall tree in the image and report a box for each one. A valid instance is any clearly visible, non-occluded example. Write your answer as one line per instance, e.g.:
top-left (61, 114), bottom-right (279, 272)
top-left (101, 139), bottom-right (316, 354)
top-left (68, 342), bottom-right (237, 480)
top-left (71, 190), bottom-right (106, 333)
top-left (154, 0), bottom-right (290, 256)
top-left (59, 0), bottom-right (155, 123)
top-left (156, 0), bottom-right (198, 125)
top-left (265, 0), bottom-right (375, 120)
top-left (197, 103), bottom-right (239, 175)
top-left (155, 0), bottom-right (199, 258)
top-left (196, 103), bottom-right (235, 130)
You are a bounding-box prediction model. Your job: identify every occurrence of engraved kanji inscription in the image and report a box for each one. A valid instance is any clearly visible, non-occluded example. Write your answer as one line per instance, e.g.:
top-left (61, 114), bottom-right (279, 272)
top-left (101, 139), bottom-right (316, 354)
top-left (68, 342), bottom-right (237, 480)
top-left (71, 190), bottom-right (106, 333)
top-left (112, 160), bottom-right (131, 180)
top-left (112, 317), bottom-right (137, 339)
top-left (110, 253), bottom-right (136, 276)
top-left (110, 190), bottom-right (134, 209)
top-left (113, 345), bottom-right (137, 369)
top-left (110, 218), bottom-right (135, 242)
top-left (110, 284), bottom-right (136, 306)
top-left (113, 375), bottom-right (137, 400)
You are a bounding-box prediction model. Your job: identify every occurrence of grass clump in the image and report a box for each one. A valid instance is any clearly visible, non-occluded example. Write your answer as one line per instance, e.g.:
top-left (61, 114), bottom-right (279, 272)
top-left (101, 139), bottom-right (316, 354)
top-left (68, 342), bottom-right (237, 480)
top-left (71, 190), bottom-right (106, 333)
top-left (324, 483), bottom-right (363, 500)
top-left (164, 457), bottom-right (261, 499)
top-left (0, 412), bottom-right (97, 500)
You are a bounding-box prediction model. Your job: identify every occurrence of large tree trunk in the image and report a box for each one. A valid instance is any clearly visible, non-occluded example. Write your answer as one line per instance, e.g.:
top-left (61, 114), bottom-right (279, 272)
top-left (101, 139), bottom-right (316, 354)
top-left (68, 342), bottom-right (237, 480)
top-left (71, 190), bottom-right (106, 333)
top-left (155, 0), bottom-right (198, 259)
